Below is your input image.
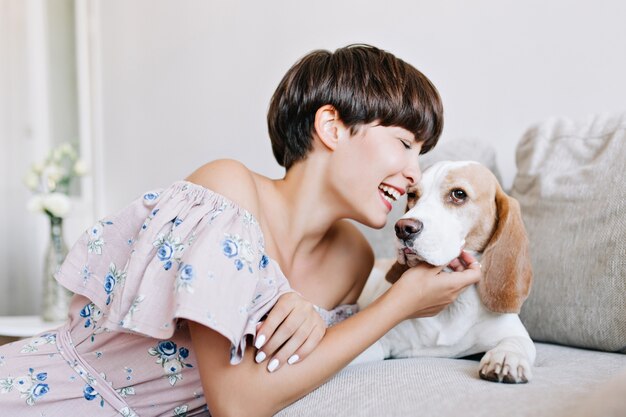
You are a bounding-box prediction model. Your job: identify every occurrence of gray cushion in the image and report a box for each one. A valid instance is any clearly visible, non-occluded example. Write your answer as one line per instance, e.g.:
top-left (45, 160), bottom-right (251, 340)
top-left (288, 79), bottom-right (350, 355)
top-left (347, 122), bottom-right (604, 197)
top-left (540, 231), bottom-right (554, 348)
top-left (276, 343), bottom-right (626, 417)
top-left (511, 113), bottom-right (626, 352)
top-left (557, 366), bottom-right (626, 417)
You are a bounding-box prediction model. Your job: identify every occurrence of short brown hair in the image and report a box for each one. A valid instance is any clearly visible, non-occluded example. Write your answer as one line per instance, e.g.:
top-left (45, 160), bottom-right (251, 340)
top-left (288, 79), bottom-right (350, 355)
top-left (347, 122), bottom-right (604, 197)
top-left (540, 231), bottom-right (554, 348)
top-left (267, 44), bottom-right (444, 169)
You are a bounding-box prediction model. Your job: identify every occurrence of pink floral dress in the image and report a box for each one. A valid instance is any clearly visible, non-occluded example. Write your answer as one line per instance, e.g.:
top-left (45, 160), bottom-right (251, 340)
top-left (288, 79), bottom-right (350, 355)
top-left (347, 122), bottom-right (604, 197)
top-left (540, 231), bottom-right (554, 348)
top-left (0, 181), bottom-right (357, 416)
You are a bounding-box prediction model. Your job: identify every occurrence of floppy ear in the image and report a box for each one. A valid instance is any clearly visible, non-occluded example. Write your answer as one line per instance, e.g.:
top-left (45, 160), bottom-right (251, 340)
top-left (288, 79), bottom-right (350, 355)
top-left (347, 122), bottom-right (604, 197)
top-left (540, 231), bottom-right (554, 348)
top-left (478, 183), bottom-right (533, 313)
top-left (385, 262), bottom-right (410, 284)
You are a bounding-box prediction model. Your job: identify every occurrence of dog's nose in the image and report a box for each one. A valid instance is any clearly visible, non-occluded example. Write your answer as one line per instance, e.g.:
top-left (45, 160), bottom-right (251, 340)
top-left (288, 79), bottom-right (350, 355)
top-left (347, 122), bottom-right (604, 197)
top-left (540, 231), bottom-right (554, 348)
top-left (395, 219), bottom-right (423, 241)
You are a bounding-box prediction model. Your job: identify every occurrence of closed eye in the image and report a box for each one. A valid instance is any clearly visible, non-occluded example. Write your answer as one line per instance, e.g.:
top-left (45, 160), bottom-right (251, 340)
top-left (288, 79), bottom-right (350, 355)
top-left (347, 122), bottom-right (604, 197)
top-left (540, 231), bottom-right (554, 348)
top-left (399, 139), bottom-right (411, 149)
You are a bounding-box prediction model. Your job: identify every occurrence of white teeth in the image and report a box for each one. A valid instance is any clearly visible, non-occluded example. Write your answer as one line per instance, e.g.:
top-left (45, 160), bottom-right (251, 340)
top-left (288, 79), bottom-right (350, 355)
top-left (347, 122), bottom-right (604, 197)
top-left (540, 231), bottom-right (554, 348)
top-left (378, 184), bottom-right (400, 202)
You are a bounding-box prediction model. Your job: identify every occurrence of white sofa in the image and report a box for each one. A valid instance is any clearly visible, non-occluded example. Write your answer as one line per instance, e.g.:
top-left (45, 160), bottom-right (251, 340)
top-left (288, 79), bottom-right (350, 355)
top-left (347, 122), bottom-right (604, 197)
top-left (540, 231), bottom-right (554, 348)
top-left (277, 113), bottom-right (626, 417)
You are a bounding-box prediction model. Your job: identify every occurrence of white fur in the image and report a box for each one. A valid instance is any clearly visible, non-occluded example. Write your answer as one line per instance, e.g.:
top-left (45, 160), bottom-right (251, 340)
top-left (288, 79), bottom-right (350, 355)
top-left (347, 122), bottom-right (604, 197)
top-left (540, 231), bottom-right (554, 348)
top-left (354, 161), bottom-right (536, 384)
top-left (398, 161), bottom-right (478, 267)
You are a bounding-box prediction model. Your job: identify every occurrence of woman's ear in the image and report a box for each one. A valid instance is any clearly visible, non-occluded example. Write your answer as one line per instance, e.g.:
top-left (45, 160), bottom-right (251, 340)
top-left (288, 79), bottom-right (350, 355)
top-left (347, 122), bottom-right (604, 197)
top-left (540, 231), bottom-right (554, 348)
top-left (314, 105), bottom-right (348, 151)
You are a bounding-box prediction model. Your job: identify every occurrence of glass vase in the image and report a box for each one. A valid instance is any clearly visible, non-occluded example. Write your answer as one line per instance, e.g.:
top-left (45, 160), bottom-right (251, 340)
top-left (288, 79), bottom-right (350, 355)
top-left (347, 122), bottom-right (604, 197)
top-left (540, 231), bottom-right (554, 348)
top-left (42, 216), bottom-right (72, 322)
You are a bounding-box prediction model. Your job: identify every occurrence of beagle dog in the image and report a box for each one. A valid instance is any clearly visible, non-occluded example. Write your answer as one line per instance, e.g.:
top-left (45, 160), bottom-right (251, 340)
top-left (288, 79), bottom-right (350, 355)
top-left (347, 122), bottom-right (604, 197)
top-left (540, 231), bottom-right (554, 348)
top-left (356, 160), bottom-right (536, 384)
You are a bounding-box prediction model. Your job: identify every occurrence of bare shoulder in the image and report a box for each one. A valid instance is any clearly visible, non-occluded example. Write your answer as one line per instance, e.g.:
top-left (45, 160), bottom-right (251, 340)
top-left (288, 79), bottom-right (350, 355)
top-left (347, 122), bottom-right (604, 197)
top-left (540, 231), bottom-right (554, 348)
top-left (329, 220), bottom-right (375, 304)
top-left (185, 159), bottom-right (261, 217)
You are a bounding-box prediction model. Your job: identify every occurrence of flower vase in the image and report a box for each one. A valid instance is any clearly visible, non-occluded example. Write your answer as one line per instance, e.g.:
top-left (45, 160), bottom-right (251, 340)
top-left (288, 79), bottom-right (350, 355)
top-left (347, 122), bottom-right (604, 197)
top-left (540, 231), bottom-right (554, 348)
top-left (42, 216), bottom-right (72, 322)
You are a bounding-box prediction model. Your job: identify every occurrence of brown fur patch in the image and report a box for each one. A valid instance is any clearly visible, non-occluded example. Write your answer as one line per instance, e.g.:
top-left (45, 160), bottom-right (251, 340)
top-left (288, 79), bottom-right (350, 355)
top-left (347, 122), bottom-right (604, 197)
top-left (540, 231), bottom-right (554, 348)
top-left (444, 164), bottom-right (499, 252)
top-left (441, 164), bottom-right (532, 312)
top-left (385, 262), bottom-right (410, 284)
top-left (477, 182), bottom-right (533, 313)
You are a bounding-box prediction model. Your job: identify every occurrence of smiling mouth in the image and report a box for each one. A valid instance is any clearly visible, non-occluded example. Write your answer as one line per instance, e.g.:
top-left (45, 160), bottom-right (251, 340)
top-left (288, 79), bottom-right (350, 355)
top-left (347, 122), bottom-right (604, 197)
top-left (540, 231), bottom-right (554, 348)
top-left (378, 184), bottom-right (400, 205)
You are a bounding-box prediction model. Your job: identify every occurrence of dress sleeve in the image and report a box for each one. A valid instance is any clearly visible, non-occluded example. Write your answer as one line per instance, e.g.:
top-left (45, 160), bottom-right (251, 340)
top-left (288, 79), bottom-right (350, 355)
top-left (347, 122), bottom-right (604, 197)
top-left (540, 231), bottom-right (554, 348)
top-left (56, 181), bottom-right (293, 364)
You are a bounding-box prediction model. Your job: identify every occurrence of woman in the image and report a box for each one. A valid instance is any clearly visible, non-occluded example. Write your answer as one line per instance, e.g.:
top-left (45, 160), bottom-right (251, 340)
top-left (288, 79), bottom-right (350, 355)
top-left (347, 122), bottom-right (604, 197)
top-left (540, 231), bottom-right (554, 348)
top-left (0, 44), bottom-right (481, 416)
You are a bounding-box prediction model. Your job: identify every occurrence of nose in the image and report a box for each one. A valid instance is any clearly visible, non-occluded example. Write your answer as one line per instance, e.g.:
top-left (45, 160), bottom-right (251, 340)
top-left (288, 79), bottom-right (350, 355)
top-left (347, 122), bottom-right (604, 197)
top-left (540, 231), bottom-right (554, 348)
top-left (403, 157), bottom-right (421, 186)
top-left (395, 218), bottom-right (423, 241)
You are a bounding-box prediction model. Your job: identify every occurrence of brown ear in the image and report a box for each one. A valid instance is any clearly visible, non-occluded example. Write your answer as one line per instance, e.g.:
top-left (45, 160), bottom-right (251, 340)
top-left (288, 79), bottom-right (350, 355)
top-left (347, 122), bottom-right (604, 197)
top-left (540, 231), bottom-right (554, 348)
top-left (478, 184), bottom-right (533, 313)
top-left (385, 262), bottom-right (410, 284)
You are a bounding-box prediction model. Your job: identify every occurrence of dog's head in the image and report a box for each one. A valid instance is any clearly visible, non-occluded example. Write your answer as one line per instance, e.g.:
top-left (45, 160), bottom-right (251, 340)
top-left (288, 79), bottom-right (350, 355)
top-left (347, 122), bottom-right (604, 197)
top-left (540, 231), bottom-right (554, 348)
top-left (385, 160), bottom-right (532, 314)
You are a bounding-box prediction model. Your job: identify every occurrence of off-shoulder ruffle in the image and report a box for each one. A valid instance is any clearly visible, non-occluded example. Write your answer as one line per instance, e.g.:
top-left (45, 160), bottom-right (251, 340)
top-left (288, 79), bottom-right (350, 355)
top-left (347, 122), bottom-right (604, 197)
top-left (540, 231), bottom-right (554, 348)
top-left (56, 180), bottom-right (293, 364)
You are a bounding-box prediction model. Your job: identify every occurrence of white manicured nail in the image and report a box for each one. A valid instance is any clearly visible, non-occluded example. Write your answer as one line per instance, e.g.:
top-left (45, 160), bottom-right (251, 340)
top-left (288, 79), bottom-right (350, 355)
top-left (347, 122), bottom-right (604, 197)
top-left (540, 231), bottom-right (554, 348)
top-left (267, 358), bottom-right (279, 373)
top-left (255, 351), bottom-right (266, 363)
top-left (287, 354), bottom-right (299, 365)
top-left (255, 334), bottom-right (266, 349)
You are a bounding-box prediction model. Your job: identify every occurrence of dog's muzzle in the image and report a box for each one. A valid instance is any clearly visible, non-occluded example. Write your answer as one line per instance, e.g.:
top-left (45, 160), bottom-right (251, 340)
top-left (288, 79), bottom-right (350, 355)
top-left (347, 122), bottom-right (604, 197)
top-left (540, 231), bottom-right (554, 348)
top-left (395, 218), bottom-right (426, 266)
top-left (395, 218), bottom-right (423, 242)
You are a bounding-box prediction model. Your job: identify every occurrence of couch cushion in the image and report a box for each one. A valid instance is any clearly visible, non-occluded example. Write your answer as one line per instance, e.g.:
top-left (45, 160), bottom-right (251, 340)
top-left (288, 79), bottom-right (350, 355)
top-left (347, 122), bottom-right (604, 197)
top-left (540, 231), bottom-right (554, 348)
top-left (510, 113), bottom-right (626, 352)
top-left (276, 343), bottom-right (626, 417)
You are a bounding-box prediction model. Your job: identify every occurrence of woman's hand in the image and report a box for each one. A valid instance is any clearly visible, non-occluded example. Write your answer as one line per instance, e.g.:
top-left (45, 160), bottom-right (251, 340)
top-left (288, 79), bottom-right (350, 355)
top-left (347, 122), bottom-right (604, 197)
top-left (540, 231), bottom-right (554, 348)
top-left (253, 292), bottom-right (326, 373)
top-left (390, 251), bottom-right (482, 321)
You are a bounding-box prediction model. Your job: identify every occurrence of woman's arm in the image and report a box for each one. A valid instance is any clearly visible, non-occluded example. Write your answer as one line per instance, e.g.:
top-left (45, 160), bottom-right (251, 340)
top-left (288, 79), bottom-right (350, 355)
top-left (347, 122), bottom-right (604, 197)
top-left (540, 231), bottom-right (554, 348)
top-left (189, 261), bottom-right (481, 417)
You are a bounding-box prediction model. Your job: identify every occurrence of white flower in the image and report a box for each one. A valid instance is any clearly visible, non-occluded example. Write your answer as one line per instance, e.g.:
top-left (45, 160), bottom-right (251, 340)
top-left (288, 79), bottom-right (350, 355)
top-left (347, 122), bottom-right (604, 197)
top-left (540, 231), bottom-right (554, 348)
top-left (27, 195), bottom-right (44, 213)
top-left (59, 143), bottom-right (76, 158)
top-left (44, 164), bottom-right (62, 183)
top-left (42, 193), bottom-right (71, 218)
top-left (32, 161), bottom-right (45, 174)
top-left (165, 360), bottom-right (182, 375)
top-left (23, 171), bottom-right (40, 191)
top-left (14, 376), bottom-right (32, 393)
top-left (73, 159), bottom-right (88, 176)
top-left (89, 223), bottom-right (103, 239)
top-left (51, 148), bottom-right (63, 162)
top-left (91, 304), bottom-right (103, 321)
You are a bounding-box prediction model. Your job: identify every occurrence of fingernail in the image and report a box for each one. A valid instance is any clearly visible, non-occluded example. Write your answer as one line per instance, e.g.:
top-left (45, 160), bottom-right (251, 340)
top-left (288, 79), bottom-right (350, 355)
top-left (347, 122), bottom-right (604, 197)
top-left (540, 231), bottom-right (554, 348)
top-left (255, 334), bottom-right (266, 349)
top-left (267, 358), bottom-right (279, 372)
top-left (287, 354), bottom-right (299, 365)
top-left (255, 351), bottom-right (266, 363)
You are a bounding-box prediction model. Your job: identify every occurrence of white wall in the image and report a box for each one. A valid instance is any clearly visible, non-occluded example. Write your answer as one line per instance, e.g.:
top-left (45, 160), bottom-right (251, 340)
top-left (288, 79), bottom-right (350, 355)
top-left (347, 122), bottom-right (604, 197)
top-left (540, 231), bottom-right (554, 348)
top-left (92, 0), bottom-right (626, 217)
top-left (2, 0), bottom-right (626, 314)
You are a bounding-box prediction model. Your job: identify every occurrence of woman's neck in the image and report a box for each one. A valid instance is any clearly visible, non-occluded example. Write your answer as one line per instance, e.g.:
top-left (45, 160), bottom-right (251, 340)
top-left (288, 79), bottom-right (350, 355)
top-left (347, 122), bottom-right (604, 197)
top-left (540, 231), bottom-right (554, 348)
top-left (254, 156), bottom-right (344, 274)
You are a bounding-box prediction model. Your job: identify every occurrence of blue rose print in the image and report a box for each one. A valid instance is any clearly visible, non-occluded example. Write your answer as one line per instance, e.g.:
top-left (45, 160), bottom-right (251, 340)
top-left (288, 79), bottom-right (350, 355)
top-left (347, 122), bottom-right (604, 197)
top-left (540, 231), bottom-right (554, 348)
top-left (259, 254), bottom-right (269, 269)
top-left (102, 263), bottom-right (126, 306)
top-left (104, 273), bottom-right (116, 305)
top-left (32, 383), bottom-right (49, 398)
top-left (0, 367), bottom-right (51, 405)
top-left (222, 234), bottom-right (256, 273)
top-left (175, 264), bottom-right (195, 293)
top-left (148, 340), bottom-right (194, 386)
top-left (222, 239), bottom-right (238, 258)
top-left (179, 264), bottom-right (194, 282)
top-left (153, 232), bottom-right (185, 271)
top-left (157, 341), bottom-right (178, 360)
top-left (80, 303), bottom-right (92, 327)
top-left (157, 242), bottom-right (173, 261)
top-left (179, 347), bottom-right (189, 359)
top-left (83, 384), bottom-right (98, 400)
top-left (143, 191), bottom-right (160, 203)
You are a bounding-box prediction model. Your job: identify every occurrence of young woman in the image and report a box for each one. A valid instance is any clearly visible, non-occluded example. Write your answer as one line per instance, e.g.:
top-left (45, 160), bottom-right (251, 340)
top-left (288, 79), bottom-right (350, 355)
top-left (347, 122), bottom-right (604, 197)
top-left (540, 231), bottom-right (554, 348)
top-left (0, 44), bottom-right (481, 416)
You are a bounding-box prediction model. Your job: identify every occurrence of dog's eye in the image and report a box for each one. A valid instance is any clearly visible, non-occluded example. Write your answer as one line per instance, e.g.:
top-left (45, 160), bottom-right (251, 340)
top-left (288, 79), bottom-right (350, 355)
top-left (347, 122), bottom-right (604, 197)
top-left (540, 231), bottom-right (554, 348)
top-left (450, 189), bottom-right (467, 203)
top-left (407, 192), bottom-right (418, 200)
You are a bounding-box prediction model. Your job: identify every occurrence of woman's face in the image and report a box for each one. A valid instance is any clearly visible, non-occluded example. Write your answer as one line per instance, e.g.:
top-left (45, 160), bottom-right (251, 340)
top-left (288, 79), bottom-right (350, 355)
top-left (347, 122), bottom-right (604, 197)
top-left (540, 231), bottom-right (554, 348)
top-left (330, 123), bottom-right (423, 228)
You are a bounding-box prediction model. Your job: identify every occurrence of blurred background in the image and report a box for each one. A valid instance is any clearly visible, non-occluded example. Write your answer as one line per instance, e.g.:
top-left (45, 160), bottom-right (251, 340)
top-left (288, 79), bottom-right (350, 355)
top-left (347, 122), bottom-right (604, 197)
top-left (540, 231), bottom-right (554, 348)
top-left (1, 0), bottom-right (625, 316)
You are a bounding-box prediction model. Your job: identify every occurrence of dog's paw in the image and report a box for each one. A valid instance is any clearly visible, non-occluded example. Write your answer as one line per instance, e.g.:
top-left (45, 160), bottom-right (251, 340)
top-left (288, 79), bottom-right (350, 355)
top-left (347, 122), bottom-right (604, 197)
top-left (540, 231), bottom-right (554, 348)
top-left (478, 349), bottom-right (532, 384)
